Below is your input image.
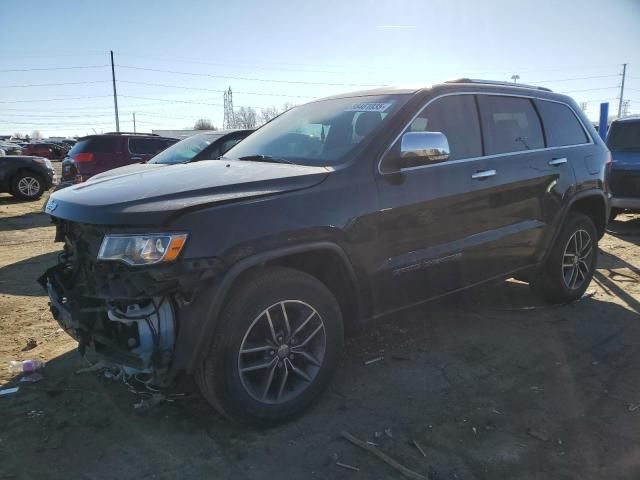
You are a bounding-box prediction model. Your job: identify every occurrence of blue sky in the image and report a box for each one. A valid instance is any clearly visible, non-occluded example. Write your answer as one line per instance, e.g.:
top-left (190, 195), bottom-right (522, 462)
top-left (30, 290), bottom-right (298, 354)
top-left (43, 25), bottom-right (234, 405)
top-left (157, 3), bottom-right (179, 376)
top-left (1, 0), bottom-right (639, 137)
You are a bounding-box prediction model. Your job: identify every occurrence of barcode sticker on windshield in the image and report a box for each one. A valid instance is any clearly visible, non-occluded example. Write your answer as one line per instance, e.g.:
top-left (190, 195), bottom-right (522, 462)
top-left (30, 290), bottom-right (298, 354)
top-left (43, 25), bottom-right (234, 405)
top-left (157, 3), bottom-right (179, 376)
top-left (345, 103), bottom-right (392, 112)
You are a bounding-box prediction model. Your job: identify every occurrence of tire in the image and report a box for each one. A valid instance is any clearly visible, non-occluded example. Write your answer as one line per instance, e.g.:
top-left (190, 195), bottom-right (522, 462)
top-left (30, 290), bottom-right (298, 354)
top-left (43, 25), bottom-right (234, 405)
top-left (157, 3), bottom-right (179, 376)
top-left (530, 213), bottom-right (598, 304)
top-left (609, 208), bottom-right (621, 223)
top-left (196, 266), bottom-right (344, 424)
top-left (11, 171), bottom-right (45, 200)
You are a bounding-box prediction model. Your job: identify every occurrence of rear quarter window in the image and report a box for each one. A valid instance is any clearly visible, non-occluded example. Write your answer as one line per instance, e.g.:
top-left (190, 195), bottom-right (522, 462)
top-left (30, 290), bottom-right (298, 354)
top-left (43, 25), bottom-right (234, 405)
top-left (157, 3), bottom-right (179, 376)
top-left (537, 100), bottom-right (588, 147)
top-left (129, 138), bottom-right (172, 155)
top-left (478, 95), bottom-right (544, 155)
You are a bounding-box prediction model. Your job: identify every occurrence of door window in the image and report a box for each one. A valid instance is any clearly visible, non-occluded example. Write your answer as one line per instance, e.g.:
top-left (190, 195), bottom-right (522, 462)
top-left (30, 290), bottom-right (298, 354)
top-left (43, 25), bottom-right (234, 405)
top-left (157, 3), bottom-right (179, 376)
top-left (405, 95), bottom-right (482, 161)
top-left (129, 138), bottom-right (167, 155)
top-left (477, 96), bottom-right (544, 154)
top-left (537, 100), bottom-right (589, 147)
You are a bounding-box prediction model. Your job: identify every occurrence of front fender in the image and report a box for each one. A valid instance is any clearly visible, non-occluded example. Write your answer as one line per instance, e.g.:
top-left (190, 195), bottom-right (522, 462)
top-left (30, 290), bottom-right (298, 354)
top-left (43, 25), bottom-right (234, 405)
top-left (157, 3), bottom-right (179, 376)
top-left (169, 241), bottom-right (361, 377)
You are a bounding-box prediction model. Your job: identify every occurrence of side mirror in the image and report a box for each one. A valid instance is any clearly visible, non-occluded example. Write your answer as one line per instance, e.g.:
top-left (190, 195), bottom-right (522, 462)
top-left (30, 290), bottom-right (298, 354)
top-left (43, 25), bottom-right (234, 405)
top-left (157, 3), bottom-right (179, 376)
top-left (383, 132), bottom-right (450, 172)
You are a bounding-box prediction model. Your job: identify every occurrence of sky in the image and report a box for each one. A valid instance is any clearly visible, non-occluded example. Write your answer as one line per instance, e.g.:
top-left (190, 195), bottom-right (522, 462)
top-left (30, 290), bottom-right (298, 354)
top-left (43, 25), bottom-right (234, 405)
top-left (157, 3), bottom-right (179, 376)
top-left (1, 0), bottom-right (639, 138)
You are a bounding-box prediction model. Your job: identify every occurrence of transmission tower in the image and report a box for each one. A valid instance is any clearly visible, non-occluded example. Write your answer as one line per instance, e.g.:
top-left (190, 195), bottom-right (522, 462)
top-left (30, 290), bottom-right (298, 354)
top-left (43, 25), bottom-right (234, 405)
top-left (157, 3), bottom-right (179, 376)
top-left (223, 87), bottom-right (235, 129)
top-left (621, 99), bottom-right (630, 118)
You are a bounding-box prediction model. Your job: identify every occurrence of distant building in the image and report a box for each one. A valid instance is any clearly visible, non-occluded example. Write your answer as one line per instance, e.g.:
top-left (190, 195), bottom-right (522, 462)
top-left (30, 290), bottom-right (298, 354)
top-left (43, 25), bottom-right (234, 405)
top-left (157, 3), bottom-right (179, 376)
top-left (152, 129), bottom-right (217, 139)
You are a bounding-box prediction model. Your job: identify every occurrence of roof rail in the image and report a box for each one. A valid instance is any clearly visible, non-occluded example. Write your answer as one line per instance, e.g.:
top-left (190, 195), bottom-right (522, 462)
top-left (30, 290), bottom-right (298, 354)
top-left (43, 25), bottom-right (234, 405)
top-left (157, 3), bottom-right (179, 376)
top-left (445, 78), bottom-right (553, 92)
top-left (103, 132), bottom-right (159, 136)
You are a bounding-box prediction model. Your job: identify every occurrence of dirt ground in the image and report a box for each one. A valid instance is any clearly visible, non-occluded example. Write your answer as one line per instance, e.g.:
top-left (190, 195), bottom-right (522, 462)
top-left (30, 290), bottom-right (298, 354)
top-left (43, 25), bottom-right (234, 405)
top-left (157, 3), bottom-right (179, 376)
top-left (1, 180), bottom-right (640, 479)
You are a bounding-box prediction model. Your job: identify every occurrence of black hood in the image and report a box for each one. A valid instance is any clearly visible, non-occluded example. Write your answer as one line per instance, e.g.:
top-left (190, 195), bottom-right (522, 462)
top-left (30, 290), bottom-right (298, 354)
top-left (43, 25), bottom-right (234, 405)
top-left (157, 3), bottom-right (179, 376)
top-left (45, 160), bottom-right (330, 226)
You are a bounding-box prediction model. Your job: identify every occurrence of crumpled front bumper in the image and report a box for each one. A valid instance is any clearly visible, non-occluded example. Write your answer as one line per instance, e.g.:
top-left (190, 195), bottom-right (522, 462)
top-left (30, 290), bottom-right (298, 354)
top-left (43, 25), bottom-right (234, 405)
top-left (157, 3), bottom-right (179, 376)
top-left (38, 231), bottom-right (224, 382)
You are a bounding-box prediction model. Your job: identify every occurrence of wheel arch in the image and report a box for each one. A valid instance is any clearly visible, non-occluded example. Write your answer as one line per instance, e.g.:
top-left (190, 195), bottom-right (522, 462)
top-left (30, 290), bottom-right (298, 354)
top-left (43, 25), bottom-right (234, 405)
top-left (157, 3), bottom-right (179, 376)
top-left (182, 241), bottom-right (368, 375)
top-left (567, 190), bottom-right (608, 239)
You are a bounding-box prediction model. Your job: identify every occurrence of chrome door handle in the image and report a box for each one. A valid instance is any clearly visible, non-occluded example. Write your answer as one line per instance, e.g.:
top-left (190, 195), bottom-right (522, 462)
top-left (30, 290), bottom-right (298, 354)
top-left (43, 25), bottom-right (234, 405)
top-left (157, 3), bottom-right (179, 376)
top-left (548, 158), bottom-right (567, 166)
top-left (472, 169), bottom-right (497, 180)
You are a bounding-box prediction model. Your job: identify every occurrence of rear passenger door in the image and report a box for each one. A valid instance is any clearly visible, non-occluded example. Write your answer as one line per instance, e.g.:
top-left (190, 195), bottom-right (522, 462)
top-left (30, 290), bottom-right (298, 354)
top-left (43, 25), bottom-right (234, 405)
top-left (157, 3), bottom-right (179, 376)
top-left (473, 94), bottom-right (577, 274)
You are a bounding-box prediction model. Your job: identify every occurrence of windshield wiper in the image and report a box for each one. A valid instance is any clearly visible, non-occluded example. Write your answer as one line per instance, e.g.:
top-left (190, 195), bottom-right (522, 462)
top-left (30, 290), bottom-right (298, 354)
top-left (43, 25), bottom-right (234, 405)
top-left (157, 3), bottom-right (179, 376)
top-left (237, 155), bottom-right (296, 165)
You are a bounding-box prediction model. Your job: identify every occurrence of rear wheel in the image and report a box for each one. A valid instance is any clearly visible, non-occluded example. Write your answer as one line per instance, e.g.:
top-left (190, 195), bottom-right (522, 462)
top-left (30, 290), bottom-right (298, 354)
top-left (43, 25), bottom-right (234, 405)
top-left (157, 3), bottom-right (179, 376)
top-left (196, 267), bottom-right (344, 424)
top-left (530, 213), bottom-right (598, 303)
top-left (11, 172), bottom-right (44, 200)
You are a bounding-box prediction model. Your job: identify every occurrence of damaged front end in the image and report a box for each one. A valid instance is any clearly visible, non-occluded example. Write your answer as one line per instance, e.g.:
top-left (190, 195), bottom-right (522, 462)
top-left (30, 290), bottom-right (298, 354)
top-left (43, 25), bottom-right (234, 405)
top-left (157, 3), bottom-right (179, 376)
top-left (39, 219), bottom-right (220, 384)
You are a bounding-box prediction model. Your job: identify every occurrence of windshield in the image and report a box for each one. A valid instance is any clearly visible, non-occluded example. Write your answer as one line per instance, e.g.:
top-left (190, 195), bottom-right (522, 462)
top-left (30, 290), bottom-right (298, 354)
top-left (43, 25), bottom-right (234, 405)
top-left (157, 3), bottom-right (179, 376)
top-left (223, 94), bottom-right (409, 166)
top-left (148, 134), bottom-right (222, 164)
top-left (608, 122), bottom-right (640, 151)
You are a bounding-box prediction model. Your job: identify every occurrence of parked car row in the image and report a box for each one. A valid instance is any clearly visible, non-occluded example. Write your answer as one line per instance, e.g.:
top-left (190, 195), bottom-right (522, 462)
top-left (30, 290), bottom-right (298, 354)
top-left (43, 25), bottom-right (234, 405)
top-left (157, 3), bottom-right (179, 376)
top-left (39, 79), bottom-right (618, 424)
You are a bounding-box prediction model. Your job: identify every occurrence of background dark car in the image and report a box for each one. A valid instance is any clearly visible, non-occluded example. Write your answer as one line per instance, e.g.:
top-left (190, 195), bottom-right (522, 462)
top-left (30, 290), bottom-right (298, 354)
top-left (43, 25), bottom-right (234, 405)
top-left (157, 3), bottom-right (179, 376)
top-left (22, 143), bottom-right (66, 161)
top-left (0, 142), bottom-right (23, 155)
top-left (607, 116), bottom-right (640, 220)
top-left (82, 129), bottom-right (253, 182)
top-left (0, 155), bottom-right (55, 200)
top-left (60, 132), bottom-right (177, 185)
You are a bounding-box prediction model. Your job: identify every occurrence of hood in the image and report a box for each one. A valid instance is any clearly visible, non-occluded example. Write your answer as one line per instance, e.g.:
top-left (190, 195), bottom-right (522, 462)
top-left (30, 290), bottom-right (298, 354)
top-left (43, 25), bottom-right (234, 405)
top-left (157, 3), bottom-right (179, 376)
top-left (610, 150), bottom-right (640, 170)
top-left (46, 160), bottom-right (330, 226)
top-left (89, 162), bottom-right (165, 181)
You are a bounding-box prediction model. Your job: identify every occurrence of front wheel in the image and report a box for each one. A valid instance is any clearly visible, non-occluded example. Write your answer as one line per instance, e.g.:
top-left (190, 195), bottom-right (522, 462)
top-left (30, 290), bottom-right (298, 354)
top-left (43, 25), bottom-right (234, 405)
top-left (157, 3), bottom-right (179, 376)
top-left (530, 213), bottom-right (598, 304)
top-left (196, 267), bottom-right (344, 424)
top-left (11, 172), bottom-right (44, 200)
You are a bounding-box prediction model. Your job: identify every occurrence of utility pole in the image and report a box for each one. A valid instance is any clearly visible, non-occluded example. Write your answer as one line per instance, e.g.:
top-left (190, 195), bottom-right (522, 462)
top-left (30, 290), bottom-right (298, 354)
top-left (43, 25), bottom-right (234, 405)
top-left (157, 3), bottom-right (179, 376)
top-left (133, 112), bottom-right (136, 133)
top-left (618, 63), bottom-right (627, 118)
top-left (110, 50), bottom-right (120, 132)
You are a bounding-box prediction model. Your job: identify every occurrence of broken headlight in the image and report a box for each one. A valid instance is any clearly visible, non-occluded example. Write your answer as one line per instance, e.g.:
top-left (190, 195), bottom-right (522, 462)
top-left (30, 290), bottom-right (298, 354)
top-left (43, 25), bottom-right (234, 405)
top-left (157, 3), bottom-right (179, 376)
top-left (98, 233), bottom-right (188, 266)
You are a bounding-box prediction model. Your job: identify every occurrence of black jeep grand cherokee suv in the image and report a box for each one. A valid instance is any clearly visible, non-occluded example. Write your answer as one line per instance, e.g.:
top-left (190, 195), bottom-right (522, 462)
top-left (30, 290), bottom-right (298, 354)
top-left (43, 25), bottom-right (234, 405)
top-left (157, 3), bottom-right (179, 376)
top-left (40, 79), bottom-right (610, 423)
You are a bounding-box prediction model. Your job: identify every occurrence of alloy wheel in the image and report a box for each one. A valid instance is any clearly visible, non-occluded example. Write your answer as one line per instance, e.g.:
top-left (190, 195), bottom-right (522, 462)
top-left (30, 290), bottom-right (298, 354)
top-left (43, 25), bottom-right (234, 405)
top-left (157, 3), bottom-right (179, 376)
top-left (237, 300), bottom-right (326, 404)
top-left (562, 229), bottom-right (593, 290)
top-left (17, 176), bottom-right (41, 198)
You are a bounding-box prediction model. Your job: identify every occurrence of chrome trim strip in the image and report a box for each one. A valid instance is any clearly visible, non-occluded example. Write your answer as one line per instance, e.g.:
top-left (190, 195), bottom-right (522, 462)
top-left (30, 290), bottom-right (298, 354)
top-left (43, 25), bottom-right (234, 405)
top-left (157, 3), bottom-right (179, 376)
top-left (377, 91), bottom-right (594, 175)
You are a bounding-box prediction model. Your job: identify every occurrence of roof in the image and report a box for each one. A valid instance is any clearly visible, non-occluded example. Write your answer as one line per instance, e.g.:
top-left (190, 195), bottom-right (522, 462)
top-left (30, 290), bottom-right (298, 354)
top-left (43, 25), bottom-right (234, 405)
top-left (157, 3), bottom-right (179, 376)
top-left (612, 116), bottom-right (640, 123)
top-left (313, 79), bottom-right (561, 103)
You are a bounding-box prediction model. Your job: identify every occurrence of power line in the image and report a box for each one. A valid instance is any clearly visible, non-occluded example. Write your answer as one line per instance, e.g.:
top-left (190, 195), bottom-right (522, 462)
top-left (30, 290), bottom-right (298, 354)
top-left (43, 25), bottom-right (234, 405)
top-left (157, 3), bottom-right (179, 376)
top-left (119, 94), bottom-right (224, 107)
top-left (558, 86), bottom-right (620, 94)
top-left (528, 74), bottom-right (619, 84)
top-left (1, 112), bottom-right (114, 118)
top-left (0, 65), bottom-right (109, 73)
top-left (118, 80), bottom-right (314, 99)
top-left (0, 80), bottom-right (111, 88)
top-left (116, 64), bottom-right (385, 87)
top-left (0, 95), bottom-right (112, 103)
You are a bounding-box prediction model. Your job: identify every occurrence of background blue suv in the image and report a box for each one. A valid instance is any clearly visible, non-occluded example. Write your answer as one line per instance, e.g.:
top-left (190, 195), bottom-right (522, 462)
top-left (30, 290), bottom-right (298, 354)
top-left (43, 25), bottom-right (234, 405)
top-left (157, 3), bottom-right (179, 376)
top-left (607, 117), bottom-right (640, 221)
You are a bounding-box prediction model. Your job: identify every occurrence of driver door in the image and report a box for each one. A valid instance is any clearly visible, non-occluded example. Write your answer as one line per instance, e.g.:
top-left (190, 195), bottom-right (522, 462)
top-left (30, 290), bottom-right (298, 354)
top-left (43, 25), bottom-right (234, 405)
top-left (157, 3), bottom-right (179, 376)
top-left (371, 94), bottom-right (493, 313)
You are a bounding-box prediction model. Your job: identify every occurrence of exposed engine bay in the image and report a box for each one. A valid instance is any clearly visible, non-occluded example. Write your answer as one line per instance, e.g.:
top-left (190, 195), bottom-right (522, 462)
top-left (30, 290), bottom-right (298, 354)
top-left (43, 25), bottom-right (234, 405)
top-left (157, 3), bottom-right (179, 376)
top-left (39, 219), bottom-right (219, 384)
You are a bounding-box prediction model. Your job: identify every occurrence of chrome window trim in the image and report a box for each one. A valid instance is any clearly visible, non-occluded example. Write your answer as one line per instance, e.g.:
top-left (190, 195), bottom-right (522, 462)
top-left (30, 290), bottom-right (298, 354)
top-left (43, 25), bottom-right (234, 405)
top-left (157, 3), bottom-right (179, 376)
top-left (377, 91), bottom-right (594, 175)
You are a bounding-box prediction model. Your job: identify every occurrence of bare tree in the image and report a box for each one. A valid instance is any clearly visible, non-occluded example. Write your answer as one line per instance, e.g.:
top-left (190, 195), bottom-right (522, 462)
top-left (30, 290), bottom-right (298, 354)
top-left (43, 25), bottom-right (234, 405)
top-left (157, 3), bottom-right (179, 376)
top-left (281, 102), bottom-right (295, 113)
top-left (194, 119), bottom-right (217, 130)
top-left (260, 106), bottom-right (280, 125)
top-left (13, 132), bottom-right (24, 139)
top-left (31, 130), bottom-right (42, 140)
top-left (235, 106), bottom-right (257, 129)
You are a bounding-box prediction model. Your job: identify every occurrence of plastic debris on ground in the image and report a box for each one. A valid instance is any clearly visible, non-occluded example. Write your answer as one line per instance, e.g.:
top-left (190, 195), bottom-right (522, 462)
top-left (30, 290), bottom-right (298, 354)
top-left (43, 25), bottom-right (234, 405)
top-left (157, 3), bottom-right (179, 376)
top-left (20, 372), bottom-right (44, 383)
top-left (8, 359), bottom-right (45, 374)
top-left (0, 387), bottom-right (19, 396)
